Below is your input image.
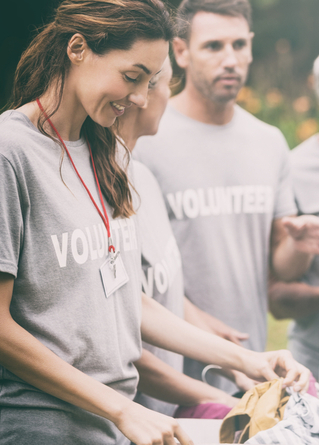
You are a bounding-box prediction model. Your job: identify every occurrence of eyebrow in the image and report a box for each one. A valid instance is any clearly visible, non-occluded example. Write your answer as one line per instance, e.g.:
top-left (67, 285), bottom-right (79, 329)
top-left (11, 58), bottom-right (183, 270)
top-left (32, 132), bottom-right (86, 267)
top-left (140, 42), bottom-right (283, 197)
top-left (133, 64), bottom-right (163, 77)
top-left (133, 63), bottom-right (152, 75)
top-left (202, 37), bottom-right (248, 45)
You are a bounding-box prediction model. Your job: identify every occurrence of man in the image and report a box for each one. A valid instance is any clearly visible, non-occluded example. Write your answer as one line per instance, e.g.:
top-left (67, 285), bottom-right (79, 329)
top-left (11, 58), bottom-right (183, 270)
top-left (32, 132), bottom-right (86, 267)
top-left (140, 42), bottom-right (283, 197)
top-left (269, 57), bottom-right (319, 381)
top-left (134, 0), bottom-right (318, 394)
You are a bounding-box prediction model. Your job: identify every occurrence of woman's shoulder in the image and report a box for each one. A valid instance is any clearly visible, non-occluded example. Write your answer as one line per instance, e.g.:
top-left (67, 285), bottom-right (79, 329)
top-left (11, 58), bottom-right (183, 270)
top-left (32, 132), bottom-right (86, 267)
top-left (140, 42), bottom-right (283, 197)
top-left (0, 108), bottom-right (36, 132)
top-left (0, 110), bottom-right (42, 159)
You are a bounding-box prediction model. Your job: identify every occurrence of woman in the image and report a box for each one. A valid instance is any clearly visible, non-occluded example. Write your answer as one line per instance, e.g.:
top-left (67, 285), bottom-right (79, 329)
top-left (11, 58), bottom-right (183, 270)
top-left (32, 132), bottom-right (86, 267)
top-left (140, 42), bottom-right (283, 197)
top-left (0, 1), bottom-right (190, 444)
top-left (119, 58), bottom-right (240, 418)
top-left (118, 57), bottom-right (312, 417)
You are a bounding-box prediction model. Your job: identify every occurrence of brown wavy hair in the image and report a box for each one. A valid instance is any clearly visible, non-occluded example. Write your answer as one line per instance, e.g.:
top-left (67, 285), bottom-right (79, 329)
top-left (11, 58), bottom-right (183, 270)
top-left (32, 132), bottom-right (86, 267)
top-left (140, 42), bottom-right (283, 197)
top-left (10, 0), bottom-right (174, 218)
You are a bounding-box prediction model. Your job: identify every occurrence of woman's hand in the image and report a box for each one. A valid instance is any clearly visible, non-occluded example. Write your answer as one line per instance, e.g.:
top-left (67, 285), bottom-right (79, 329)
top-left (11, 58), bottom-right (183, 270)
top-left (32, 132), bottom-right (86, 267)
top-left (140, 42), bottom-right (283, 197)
top-left (242, 349), bottom-right (310, 393)
top-left (232, 370), bottom-right (258, 392)
top-left (115, 399), bottom-right (193, 445)
top-left (184, 297), bottom-right (249, 346)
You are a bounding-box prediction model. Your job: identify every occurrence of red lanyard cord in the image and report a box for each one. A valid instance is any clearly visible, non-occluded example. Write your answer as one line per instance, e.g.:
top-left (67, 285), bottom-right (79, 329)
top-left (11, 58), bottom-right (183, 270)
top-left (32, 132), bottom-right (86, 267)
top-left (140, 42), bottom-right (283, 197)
top-left (36, 98), bottom-right (115, 254)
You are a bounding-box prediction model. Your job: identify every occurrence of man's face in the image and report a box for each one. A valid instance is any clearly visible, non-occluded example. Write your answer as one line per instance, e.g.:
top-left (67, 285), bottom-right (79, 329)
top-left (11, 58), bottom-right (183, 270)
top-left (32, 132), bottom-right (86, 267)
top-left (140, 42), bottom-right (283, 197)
top-left (177, 12), bottom-right (253, 104)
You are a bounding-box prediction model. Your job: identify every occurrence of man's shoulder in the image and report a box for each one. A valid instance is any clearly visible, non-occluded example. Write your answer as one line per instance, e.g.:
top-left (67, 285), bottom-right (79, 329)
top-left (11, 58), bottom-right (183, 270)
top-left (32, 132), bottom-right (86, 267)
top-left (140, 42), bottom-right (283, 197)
top-left (161, 103), bottom-right (285, 141)
top-left (235, 105), bottom-right (284, 138)
top-left (291, 134), bottom-right (319, 160)
top-left (290, 134), bottom-right (319, 179)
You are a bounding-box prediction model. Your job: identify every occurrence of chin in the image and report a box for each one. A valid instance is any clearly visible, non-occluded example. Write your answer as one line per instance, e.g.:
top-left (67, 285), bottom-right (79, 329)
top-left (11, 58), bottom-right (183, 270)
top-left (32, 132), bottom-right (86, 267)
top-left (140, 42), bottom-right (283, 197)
top-left (213, 90), bottom-right (239, 103)
top-left (148, 120), bottom-right (161, 136)
top-left (138, 122), bottom-right (159, 137)
top-left (91, 114), bottom-right (117, 128)
top-left (148, 126), bottom-right (158, 136)
top-left (144, 126), bottom-right (158, 137)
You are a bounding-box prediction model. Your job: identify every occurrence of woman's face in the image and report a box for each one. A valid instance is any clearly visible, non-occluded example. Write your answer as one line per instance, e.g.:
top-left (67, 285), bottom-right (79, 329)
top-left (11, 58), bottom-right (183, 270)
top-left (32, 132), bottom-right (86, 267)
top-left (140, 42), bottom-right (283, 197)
top-left (69, 38), bottom-right (169, 128)
top-left (135, 56), bottom-right (172, 137)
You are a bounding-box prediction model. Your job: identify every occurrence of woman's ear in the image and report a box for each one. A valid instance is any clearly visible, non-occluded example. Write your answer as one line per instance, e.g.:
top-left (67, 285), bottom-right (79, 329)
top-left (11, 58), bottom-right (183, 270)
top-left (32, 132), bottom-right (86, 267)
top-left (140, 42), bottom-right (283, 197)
top-left (67, 34), bottom-right (88, 65)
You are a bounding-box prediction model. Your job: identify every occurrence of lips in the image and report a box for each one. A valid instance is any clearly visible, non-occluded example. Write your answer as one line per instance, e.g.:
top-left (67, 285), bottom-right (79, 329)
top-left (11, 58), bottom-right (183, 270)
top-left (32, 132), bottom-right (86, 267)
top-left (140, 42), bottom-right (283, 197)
top-left (216, 75), bottom-right (241, 84)
top-left (110, 101), bottom-right (130, 116)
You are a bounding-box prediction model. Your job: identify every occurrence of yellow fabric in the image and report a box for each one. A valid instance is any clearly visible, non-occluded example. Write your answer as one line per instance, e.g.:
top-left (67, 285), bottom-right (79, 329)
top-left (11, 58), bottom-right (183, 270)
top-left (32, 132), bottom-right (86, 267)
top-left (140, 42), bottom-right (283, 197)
top-left (219, 378), bottom-right (290, 443)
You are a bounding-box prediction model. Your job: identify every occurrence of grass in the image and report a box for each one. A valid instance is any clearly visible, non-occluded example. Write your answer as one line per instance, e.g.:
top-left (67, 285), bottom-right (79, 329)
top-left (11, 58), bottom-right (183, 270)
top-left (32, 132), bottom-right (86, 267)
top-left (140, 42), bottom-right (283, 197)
top-left (266, 312), bottom-right (291, 351)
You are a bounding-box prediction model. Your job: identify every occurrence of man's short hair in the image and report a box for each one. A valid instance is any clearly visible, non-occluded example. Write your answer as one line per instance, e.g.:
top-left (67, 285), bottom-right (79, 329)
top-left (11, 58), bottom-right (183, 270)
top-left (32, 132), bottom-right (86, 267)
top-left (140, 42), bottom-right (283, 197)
top-left (176, 0), bottom-right (252, 41)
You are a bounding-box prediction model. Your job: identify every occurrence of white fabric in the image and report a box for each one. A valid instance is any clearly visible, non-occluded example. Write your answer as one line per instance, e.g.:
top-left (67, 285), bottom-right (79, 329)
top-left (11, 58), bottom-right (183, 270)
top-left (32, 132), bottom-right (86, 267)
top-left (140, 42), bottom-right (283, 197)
top-left (245, 388), bottom-right (319, 444)
top-left (134, 104), bottom-right (297, 394)
top-left (132, 160), bottom-right (184, 415)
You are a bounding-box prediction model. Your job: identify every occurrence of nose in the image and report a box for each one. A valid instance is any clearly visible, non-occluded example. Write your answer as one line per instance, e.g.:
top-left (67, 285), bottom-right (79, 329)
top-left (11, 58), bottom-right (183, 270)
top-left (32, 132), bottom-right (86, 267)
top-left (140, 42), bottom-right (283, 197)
top-left (128, 84), bottom-right (149, 108)
top-left (221, 44), bottom-right (238, 69)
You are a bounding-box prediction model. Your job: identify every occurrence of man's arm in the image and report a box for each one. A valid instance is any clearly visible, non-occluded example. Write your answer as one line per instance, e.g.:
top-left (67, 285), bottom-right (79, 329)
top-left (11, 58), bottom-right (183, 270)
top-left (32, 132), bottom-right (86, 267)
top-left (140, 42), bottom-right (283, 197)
top-left (135, 349), bottom-right (238, 408)
top-left (184, 297), bottom-right (249, 346)
top-left (268, 277), bottom-right (319, 320)
top-left (270, 215), bottom-right (319, 281)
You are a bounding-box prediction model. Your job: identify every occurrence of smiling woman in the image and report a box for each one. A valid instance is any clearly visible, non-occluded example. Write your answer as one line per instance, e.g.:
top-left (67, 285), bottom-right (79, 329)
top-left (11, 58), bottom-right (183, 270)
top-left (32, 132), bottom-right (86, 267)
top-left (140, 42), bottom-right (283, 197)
top-left (0, 1), bottom-right (182, 445)
top-left (10, 0), bottom-right (172, 218)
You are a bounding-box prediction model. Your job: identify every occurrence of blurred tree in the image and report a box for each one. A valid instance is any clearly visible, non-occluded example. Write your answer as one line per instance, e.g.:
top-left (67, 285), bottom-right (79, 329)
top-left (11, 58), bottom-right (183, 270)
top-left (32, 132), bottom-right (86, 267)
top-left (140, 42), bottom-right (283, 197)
top-left (1, 0), bottom-right (318, 147)
top-left (249, 0), bottom-right (318, 94)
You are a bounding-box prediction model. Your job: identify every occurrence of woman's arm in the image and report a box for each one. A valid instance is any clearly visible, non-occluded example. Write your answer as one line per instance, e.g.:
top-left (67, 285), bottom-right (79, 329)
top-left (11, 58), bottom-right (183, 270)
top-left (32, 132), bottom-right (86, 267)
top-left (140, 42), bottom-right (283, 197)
top-left (0, 272), bottom-right (192, 445)
top-left (135, 349), bottom-right (238, 407)
top-left (141, 293), bottom-right (310, 392)
top-left (184, 297), bottom-right (249, 346)
top-left (183, 298), bottom-right (255, 391)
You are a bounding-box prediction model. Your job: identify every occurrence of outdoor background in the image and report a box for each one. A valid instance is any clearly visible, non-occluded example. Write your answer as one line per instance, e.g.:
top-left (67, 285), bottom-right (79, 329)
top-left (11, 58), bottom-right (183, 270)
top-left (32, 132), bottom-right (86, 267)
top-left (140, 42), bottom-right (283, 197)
top-left (1, 0), bottom-right (319, 349)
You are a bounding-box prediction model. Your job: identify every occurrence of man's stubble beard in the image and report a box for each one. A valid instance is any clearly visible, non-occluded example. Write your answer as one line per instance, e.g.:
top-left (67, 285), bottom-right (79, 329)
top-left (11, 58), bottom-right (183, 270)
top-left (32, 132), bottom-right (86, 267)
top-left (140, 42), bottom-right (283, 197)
top-left (189, 64), bottom-right (247, 105)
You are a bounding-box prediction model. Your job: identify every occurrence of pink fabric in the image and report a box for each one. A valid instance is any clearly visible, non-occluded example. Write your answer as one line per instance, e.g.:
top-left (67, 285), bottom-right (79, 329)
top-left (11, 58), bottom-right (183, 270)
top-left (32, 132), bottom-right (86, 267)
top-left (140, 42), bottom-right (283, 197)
top-left (174, 374), bottom-right (317, 420)
top-left (174, 402), bottom-right (232, 419)
top-left (307, 373), bottom-right (318, 398)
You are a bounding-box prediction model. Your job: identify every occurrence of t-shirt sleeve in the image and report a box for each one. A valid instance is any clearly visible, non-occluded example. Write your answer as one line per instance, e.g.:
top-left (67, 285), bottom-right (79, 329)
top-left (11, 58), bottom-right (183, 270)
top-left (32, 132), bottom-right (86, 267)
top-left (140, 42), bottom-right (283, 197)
top-left (132, 137), bottom-right (155, 170)
top-left (273, 131), bottom-right (298, 219)
top-left (0, 154), bottom-right (24, 277)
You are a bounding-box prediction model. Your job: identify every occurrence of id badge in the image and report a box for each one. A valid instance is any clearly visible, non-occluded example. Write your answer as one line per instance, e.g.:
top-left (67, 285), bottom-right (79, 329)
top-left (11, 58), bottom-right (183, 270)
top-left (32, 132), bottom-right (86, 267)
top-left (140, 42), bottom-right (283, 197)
top-left (100, 253), bottom-right (129, 298)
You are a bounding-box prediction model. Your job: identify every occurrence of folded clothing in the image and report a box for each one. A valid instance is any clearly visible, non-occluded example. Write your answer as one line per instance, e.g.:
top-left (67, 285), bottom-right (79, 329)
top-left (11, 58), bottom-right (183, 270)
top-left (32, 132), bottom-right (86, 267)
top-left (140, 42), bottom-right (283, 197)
top-left (219, 379), bottom-right (289, 444)
top-left (245, 387), bottom-right (319, 444)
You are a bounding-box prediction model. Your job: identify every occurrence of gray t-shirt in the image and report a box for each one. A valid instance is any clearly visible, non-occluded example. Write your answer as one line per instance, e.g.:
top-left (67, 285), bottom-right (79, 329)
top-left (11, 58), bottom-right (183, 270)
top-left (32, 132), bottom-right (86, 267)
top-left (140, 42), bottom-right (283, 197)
top-left (287, 134), bottom-right (319, 380)
top-left (0, 110), bottom-right (142, 445)
top-left (134, 104), bottom-right (297, 394)
top-left (132, 160), bottom-right (184, 416)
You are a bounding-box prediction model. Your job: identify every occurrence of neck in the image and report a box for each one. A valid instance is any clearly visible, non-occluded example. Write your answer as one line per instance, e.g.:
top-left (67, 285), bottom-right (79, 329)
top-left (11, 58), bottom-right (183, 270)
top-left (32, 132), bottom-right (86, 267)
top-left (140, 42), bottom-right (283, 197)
top-left (118, 116), bottom-right (140, 153)
top-left (170, 81), bottom-right (235, 126)
top-left (38, 80), bottom-right (88, 141)
top-left (123, 134), bottom-right (138, 153)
